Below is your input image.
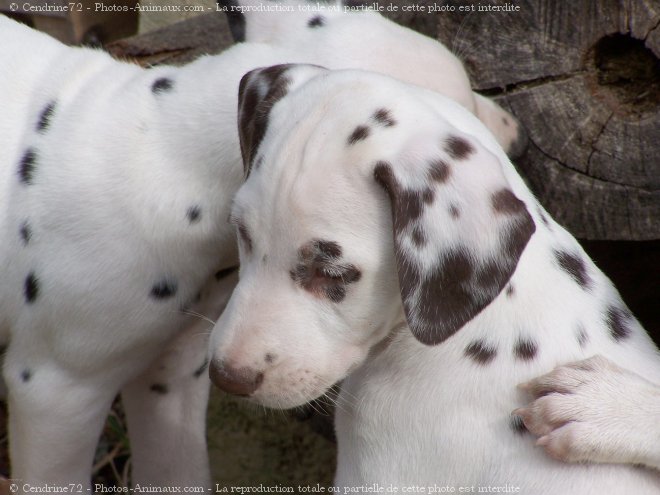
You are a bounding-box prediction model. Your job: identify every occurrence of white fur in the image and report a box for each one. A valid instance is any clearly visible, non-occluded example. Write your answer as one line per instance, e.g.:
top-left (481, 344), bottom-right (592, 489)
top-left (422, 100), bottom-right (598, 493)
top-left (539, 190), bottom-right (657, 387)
top-left (0, 5), bottom-right (522, 486)
top-left (209, 67), bottom-right (660, 491)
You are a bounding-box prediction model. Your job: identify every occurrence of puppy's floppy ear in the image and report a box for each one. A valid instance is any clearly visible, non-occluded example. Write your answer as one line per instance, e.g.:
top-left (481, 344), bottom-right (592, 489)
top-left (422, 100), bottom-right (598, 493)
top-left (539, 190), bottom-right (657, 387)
top-left (374, 132), bottom-right (535, 346)
top-left (237, 63), bottom-right (327, 177)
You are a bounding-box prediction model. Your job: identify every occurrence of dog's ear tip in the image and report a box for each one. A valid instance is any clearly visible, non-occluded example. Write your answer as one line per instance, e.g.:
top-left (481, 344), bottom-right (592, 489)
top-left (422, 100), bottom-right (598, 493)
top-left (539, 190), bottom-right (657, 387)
top-left (408, 321), bottom-right (457, 346)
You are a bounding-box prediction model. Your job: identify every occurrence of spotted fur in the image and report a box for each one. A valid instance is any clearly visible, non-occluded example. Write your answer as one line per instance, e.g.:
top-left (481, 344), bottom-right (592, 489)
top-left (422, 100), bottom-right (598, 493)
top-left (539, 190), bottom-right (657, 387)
top-left (209, 65), bottom-right (659, 491)
top-left (24, 272), bottom-right (39, 304)
top-left (464, 340), bottom-right (497, 365)
top-left (18, 148), bottom-right (37, 185)
top-left (36, 101), bottom-right (56, 132)
top-left (555, 249), bottom-right (592, 290)
top-left (151, 77), bottom-right (173, 94)
top-left (348, 125), bottom-right (370, 145)
top-left (308, 15), bottom-right (325, 28)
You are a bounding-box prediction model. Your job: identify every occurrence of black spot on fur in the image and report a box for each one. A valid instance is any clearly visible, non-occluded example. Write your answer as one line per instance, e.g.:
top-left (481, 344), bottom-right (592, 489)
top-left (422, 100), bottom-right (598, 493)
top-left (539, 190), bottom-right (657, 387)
top-left (449, 204), bottom-right (460, 219)
top-left (36, 101), bottom-right (56, 132)
top-left (576, 324), bottom-right (589, 347)
top-left (606, 305), bottom-right (633, 341)
top-left (348, 125), bottom-right (370, 145)
top-left (506, 284), bottom-right (514, 297)
top-left (514, 338), bottom-right (537, 361)
top-left (428, 158), bottom-right (451, 183)
top-left (186, 205), bottom-right (201, 223)
top-left (19, 221), bottom-right (32, 246)
top-left (510, 414), bottom-right (527, 434)
top-left (152, 77), bottom-right (173, 94)
top-left (373, 108), bottom-right (396, 127)
top-left (554, 249), bottom-right (592, 290)
top-left (492, 189), bottom-right (526, 215)
top-left (265, 353), bottom-right (275, 364)
top-left (464, 340), bottom-right (497, 365)
top-left (215, 266), bottom-right (238, 281)
top-left (20, 369), bottom-right (31, 382)
top-left (444, 135), bottom-right (474, 160)
top-left (193, 358), bottom-right (209, 378)
top-left (308, 15), bottom-right (325, 27)
top-left (18, 149), bottom-right (37, 185)
top-left (150, 383), bottom-right (169, 394)
top-left (150, 278), bottom-right (178, 299)
top-left (24, 272), bottom-right (39, 304)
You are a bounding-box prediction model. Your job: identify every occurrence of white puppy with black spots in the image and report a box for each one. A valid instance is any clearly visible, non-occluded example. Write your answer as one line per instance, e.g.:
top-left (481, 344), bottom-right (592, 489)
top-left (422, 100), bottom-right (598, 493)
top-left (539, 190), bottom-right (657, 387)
top-left (0, 3), bottom-right (523, 488)
top-left (208, 64), bottom-right (660, 492)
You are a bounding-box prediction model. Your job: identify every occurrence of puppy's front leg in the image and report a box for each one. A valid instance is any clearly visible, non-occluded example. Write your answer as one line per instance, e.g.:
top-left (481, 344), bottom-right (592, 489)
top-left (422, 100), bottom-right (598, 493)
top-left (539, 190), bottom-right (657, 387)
top-left (516, 355), bottom-right (660, 470)
top-left (5, 347), bottom-right (117, 489)
top-left (121, 323), bottom-right (213, 490)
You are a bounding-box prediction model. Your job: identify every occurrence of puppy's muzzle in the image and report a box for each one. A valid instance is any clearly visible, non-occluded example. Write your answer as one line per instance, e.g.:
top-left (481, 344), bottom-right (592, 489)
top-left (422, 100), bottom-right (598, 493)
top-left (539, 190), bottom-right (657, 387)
top-left (209, 360), bottom-right (263, 396)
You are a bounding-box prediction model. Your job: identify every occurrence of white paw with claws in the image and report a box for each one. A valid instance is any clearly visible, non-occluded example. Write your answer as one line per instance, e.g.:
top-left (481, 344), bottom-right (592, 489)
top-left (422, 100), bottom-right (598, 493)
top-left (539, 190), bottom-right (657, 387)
top-left (515, 355), bottom-right (660, 470)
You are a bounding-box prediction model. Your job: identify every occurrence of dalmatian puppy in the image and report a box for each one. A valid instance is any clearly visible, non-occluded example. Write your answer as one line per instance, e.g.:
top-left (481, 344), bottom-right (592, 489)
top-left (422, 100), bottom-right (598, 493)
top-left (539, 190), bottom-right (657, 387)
top-left (0, 5), bottom-right (523, 487)
top-left (208, 64), bottom-right (660, 492)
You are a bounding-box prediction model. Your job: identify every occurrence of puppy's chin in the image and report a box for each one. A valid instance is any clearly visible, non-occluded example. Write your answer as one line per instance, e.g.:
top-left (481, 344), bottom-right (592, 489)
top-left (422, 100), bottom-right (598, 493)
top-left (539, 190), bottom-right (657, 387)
top-left (249, 382), bottom-right (336, 409)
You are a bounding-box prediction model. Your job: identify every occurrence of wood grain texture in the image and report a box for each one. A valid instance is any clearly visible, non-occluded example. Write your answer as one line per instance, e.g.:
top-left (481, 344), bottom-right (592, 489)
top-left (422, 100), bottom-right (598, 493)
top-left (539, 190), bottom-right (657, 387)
top-left (430, 0), bottom-right (660, 240)
top-left (106, 12), bottom-right (233, 67)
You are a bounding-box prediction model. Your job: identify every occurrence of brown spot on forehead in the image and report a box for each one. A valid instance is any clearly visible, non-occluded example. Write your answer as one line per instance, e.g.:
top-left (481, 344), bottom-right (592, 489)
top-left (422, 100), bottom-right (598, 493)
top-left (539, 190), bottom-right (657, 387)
top-left (444, 135), bottom-right (474, 160)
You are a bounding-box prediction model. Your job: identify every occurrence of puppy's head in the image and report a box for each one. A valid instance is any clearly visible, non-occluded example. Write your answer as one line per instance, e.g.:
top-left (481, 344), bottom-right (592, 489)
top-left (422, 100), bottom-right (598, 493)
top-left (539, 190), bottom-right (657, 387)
top-left (209, 65), bottom-right (535, 408)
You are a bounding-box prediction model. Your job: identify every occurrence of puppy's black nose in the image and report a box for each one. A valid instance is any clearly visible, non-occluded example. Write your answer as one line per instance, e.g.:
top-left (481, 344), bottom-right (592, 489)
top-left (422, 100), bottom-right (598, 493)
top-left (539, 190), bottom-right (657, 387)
top-left (209, 360), bottom-right (263, 396)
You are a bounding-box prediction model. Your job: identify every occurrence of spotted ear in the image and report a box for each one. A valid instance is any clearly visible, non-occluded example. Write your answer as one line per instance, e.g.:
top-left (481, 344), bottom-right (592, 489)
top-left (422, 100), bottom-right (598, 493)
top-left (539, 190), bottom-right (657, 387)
top-left (374, 133), bottom-right (536, 346)
top-left (237, 63), bottom-right (327, 177)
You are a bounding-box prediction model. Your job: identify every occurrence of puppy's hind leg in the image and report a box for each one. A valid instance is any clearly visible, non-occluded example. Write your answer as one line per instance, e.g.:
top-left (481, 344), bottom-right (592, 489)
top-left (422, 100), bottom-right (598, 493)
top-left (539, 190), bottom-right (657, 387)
top-left (121, 323), bottom-right (213, 490)
top-left (4, 346), bottom-right (117, 488)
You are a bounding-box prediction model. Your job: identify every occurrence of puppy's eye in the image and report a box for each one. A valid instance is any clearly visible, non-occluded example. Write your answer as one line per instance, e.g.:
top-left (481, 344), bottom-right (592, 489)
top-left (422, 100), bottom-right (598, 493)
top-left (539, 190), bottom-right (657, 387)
top-left (317, 267), bottom-right (343, 280)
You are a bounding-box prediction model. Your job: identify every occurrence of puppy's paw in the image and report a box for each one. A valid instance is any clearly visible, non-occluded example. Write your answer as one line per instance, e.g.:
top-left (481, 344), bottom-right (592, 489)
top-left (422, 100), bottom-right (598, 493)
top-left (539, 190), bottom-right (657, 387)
top-left (515, 355), bottom-right (660, 469)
